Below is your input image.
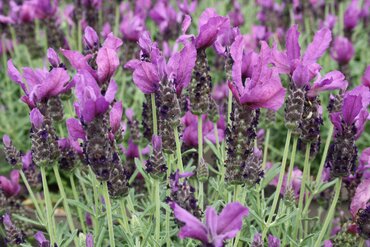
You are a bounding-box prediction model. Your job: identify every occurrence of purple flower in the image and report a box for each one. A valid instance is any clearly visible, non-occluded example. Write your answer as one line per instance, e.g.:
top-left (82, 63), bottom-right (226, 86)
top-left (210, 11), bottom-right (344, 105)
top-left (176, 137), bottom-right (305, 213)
top-left (62, 29), bottom-right (122, 85)
top-left (177, 0), bottom-right (197, 15)
top-left (84, 26), bottom-right (99, 50)
top-left (66, 118), bottom-right (86, 141)
top-left (85, 212), bottom-right (93, 227)
top-left (268, 235), bottom-right (281, 247)
top-left (33, 0), bottom-right (58, 19)
top-left (110, 101), bottom-right (123, 134)
top-left (271, 25), bottom-right (332, 84)
top-left (212, 83), bottom-right (229, 102)
top-left (166, 42), bottom-right (197, 95)
top-left (227, 1), bottom-right (244, 27)
top-left (362, 65), bottom-right (370, 88)
top-left (34, 231), bottom-right (50, 247)
top-left (330, 85), bottom-right (370, 140)
top-left (344, 0), bottom-right (361, 30)
top-left (2, 135), bottom-right (11, 148)
top-left (307, 70), bottom-right (348, 97)
top-left (152, 135), bottom-right (162, 153)
top-left (47, 48), bottom-right (61, 68)
top-left (7, 60), bottom-right (72, 108)
top-left (320, 14), bottom-right (337, 30)
top-left (324, 240), bottom-right (333, 247)
top-left (30, 108), bottom-right (44, 129)
top-left (181, 112), bottom-right (225, 147)
top-left (149, 0), bottom-right (178, 34)
top-left (169, 170), bottom-right (194, 193)
top-left (74, 70), bottom-right (117, 123)
top-left (22, 151), bottom-right (34, 170)
top-left (86, 233), bottom-right (94, 247)
top-left (229, 36), bottom-right (286, 111)
top-left (8, 1), bottom-right (36, 23)
top-left (0, 170), bottom-right (21, 198)
top-left (170, 201), bottom-right (249, 247)
top-left (331, 37), bottom-right (354, 65)
top-left (2, 213), bottom-right (13, 228)
top-left (350, 178), bottom-right (370, 217)
top-left (120, 12), bottom-right (145, 42)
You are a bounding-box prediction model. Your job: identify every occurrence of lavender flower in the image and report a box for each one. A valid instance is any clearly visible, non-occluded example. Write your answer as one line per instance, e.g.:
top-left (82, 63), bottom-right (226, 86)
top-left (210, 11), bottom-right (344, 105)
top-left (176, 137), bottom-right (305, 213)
top-left (86, 233), bottom-right (94, 247)
top-left (149, 0), bottom-right (179, 39)
top-left (34, 231), bottom-right (50, 247)
top-left (268, 235), bottom-right (281, 247)
top-left (362, 66), bottom-right (370, 88)
top-left (145, 135), bottom-right (167, 179)
top-left (344, 0), bottom-right (361, 32)
top-left (2, 135), bottom-right (21, 168)
top-left (21, 151), bottom-right (41, 189)
top-left (2, 213), bottom-right (25, 245)
top-left (350, 178), bottom-right (370, 238)
top-left (0, 170), bottom-right (21, 198)
top-left (7, 59), bottom-right (72, 110)
top-left (227, 1), bottom-right (244, 27)
top-left (177, 0), bottom-right (197, 15)
top-left (328, 86), bottom-right (370, 177)
top-left (331, 37), bottom-right (354, 65)
top-left (170, 201), bottom-right (249, 247)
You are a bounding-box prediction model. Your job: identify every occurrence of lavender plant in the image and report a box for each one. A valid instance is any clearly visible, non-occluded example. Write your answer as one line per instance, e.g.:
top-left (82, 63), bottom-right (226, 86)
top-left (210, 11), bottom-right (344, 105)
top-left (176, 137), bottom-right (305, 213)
top-left (0, 1), bottom-right (369, 247)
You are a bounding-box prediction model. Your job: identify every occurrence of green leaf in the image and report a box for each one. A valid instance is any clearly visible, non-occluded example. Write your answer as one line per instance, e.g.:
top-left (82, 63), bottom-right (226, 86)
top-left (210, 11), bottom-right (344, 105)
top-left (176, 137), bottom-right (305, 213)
top-left (12, 214), bottom-right (44, 228)
top-left (316, 179), bottom-right (338, 194)
top-left (52, 197), bottom-right (64, 215)
top-left (60, 230), bottom-right (78, 247)
top-left (205, 139), bottom-right (222, 161)
top-left (67, 199), bottom-right (95, 216)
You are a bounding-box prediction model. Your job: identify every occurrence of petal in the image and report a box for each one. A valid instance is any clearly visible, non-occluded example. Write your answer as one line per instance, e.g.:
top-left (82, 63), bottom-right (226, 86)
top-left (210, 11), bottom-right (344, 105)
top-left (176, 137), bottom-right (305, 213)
top-left (34, 68), bottom-right (70, 101)
top-left (132, 62), bottom-right (160, 94)
top-left (66, 118), bottom-right (86, 140)
top-left (0, 176), bottom-right (12, 197)
top-left (151, 135), bottom-right (162, 153)
top-left (110, 101), bottom-right (123, 134)
top-left (47, 48), bottom-right (60, 67)
top-left (362, 65), bottom-right (370, 88)
top-left (342, 94), bottom-right (363, 125)
top-left (270, 44), bottom-right (290, 74)
top-left (308, 70), bottom-right (348, 97)
top-left (102, 33), bottom-right (123, 50)
top-left (2, 135), bottom-right (11, 147)
top-left (124, 59), bottom-right (141, 71)
top-left (350, 178), bottom-right (370, 217)
top-left (83, 26), bottom-right (99, 49)
top-left (97, 47), bottom-right (120, 84)
top-left (216, 202), bottom-right (249, 235)
top-left (286, 25), bottom-right (301, 61)
top-left (182, 15), bottom-right (192, 34)
top-left (30, 108), bottom-right (44, 129)
top-left (7, 59), bottom-right (28, 93)
top-left (195, 16), bottom-right (228, 49)
top-left (292, 64), bottom-right (310, 87)
top-left (303, 27), bottom-right (332, 64)
top-left (205, 206), bottom-right (218, 239)
top-left (104, 79), bottom-right (118, 103)
top-left (61, 49), bottom-right (95, 76)
top-left (170, 202), bottom-right (208, 243)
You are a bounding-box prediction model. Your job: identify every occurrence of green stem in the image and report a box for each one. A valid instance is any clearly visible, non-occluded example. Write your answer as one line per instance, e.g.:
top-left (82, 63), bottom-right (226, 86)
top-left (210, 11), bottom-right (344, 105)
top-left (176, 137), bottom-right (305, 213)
top-left (262, 130), bottom-right (292, 240)
top-left (314, 178), bottom-right (342, 247)
top-left (119, 199), bottom-right (130, 234)
top-left (103, 181), bottom-right (115, 247)
top-left (262, 128), bottom-right (271, 170)
top-left (155, 180), bottom-right (161, 244)
top-left (293, 143), bottom-right (311, 240)
top-left (151, 93), bottom-right (158, 135)
top-left (53, 166), bottom-right (78, 246)
top-left (227, 90), bottom-right (233, 126)
top-left (40, 166), bottom-right (55, 246)
top-left (70, 174), bottom-right (86, 233)
top-left (198, 115), bottom-right (204, 210)
top-left (19, 170), bottom-right (44, 223)
top-left (315, 125), bottom-right (333, 186)
top-left (174, 127), bottom-right (184, 172)
top-left (286, 137), bottom-right (298, 188)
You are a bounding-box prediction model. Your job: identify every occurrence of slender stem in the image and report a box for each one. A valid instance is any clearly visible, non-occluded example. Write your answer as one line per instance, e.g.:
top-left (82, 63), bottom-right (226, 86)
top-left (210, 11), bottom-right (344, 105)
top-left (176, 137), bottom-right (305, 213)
top-left (70, 174), bottom-right (86, 233)
top-left (40, 166), bottom-right (55, 245)
top-left (262, 130), bottom-right (292, 240)
top-left (314, 178), bottom-right (342, 247)
top-left (286, 137), bottom-right (298, 188)
top-left (166, 155), bottom-right (172, 247)
top-left (315, 125), bottom-right (333, 186)
top-left (155, 180), bottom-right (161, 243)
top-left (198, 115), bottom-right (204, 210)
top-left (262, 128), bottom-right (271, 170)
top-left (151, 93), bottom-right (158, 135)
top-left (293, 143), bottom-right (311, 240)
top-left (53, 166), bottom-right (78, 246)
top-left (174, 127), bottom-right (184, 172)
top-left (227, 90), bottom-right (233, 126)
top-left (119, 199), bottom-right (130, 233)
top-left (89, 167), bottom-right (100, 237)
top-left (19, 170), bottom-right (44, 223)
top-left (214, 122), bottom-right (220, 152)
top-left (103, 181), bottom-right (115, 247)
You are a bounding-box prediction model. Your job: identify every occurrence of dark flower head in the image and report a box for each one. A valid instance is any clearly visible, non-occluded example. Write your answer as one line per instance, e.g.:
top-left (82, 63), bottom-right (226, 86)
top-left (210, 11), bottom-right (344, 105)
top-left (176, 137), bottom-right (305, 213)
top-left (170, 201), bottom-right (249, 247)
